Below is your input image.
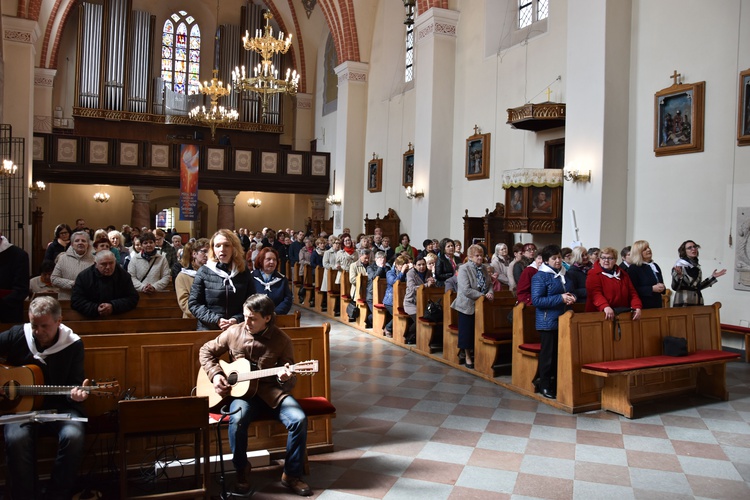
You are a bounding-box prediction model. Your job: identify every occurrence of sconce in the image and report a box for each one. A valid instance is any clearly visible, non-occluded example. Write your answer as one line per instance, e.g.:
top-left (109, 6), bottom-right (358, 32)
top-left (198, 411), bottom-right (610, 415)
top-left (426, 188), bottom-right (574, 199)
top-left (29, 181), bottom-right (46, 196)
top-left (563, 169), bottom-right (591, 183)
top-left (326, 194), bottom-right (342, 206)
top-left (247, 197), bottom-right (262, 208)
top-left (405, 186), bottom-right (424, 199)
top-left (93, 191), bottom-right (111, 203)
top-left (1, 159), bottom-right (17, 178)
top-left (403, 0), bottom-right (416, 25)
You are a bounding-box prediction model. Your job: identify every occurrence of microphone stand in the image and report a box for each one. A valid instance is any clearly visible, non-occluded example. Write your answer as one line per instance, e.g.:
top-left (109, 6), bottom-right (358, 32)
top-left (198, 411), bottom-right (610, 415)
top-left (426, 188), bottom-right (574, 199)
top-left (215, 405), bottom-right (242, 499)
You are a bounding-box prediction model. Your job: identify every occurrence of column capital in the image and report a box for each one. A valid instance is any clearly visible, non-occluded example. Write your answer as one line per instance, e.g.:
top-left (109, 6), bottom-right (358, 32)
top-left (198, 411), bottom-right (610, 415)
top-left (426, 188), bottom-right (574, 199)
top-left (2, 15), bottom-right (40, 45)
top-left (309, 195), bottom-right (326, 211)
top-left (334, 61), bottom-right (369, 85)
top-left (34, 68), bottom-right (57, 87)
top-left (214, 190), bottom-right (240, 205)
top-left (295, 93), bottom-right (313, 110)
top-left (129, 186), bottom-right (154, 202)
top-left (416, 8), bottom-right (459, 43)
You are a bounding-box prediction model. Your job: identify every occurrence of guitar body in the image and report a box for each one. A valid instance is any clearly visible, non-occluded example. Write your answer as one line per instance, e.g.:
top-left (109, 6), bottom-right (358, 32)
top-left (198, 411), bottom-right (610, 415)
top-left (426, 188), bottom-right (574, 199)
top-left (0, 364), bottom-right (45, 414)
top-left (196, 358), bottom-right (259, 410)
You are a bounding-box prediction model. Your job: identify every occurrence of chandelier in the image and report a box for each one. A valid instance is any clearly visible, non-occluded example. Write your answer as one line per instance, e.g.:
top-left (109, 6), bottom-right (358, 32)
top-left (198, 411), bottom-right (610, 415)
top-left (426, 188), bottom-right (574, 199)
top-left (189, 69), bottom-right (239, 140)
top-left (93, 191), bottom-right (110, 203)
top-left (232, 11), bottom-right (300, 120)
top-left (247, 196), bottom-right (262, 208)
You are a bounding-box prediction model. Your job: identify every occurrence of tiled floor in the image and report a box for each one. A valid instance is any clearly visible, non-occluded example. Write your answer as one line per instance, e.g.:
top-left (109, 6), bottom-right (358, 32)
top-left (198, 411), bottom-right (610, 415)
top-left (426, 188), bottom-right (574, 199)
top-left (237, 307), bottom-right (750, 499)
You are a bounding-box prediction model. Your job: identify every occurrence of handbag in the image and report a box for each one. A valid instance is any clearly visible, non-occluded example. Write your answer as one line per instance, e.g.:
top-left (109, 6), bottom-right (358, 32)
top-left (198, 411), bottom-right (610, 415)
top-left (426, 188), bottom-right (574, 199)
top-left (346, 301), bottom-right (359, 321)
top-left (423, 299), bottom-right (443, 323)
top-left (663, 336), bottom-right (688, 356)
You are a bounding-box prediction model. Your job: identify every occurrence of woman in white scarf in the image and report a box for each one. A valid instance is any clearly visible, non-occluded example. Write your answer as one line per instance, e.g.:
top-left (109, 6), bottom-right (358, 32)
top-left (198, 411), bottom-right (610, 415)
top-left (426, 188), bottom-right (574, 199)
top-left (671, 239), bottom-right (726, 307)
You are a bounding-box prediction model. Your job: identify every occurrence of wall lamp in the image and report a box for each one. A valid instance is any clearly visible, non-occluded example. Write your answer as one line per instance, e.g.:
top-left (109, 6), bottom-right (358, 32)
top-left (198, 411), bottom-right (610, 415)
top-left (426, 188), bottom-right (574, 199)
top-left (93, 191), bottom-right (111, 203)
top-left (326, 194), bottom-right (341, 206)
top-left (563, 169), bottom-right (591, 183)
top-left (247, 197), bottom-right (262, 208)
top-left (29, 181), bottom-right (46, 195)
top-left (405, 186), bottom-right (424, 199)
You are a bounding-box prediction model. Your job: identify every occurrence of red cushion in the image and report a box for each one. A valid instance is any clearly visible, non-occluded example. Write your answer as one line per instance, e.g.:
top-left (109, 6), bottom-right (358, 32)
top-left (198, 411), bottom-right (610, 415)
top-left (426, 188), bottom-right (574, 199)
top-left (341, 295), bottom-right (351, 300)
top-left (481, 332), bottom-right (512, 342)
top-left (374, 304), bottom-right (386, 310)
top-left (448, 324), bottom-right (458, 332)
top-left (582, 350), bottom-right (739, 373)
top-left (418, 316), bottom-right (439, 324)
top-left (356, 299), bottom-right (366, 304)
top-left (721, 323), bottom-right (750, 334)
top-left (209, 397), bottom-right (336, 422)
top-left (519, 342), bottom-right (541, 353)
top-left (397, 308), bottom-right (407, 315)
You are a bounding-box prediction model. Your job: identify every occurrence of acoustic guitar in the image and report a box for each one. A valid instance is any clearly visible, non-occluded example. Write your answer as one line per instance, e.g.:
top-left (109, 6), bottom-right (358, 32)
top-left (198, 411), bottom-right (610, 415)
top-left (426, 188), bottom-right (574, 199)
top-left (0, 363), bottom-right (120, 414)
top-left (195, 359), bottom-right (318, 410)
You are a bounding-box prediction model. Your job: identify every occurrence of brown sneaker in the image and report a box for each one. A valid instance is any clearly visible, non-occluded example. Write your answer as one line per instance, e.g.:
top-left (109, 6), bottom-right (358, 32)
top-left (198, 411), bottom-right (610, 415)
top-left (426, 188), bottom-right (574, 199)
top-left (281, 472), bottom-right (312, 496)
top-left (235, 464), bottom-right (251, 494)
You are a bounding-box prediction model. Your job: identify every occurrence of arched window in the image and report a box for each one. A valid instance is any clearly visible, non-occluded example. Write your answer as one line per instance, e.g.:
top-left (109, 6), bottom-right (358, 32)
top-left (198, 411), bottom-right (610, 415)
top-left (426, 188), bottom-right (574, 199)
top-left (161, 11), bottom-right (201, 94)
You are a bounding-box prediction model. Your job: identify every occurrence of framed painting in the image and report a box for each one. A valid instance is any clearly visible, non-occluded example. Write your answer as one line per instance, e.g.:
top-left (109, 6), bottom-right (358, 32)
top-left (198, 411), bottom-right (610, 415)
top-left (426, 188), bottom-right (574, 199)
top-left (287, 153), bottom-right (303, 175)
top-left (507, 187), bottom-right (524, 214)
top-left (654, 80), bottom-right (705, 156)
top-left (738, 68), bottom-right (750, 146)
top-left (530, 187), bottom-right (554, 216)
top-left (56, 137), bottom-right (78, 163)
top-left (149, 144), bottom-right (170, 168)
top-left (466, 132), bottom-right (490, 180)
top-left (119, 141), bottom-right (140, 166)
top-left (261, 152), bottom-right (278, 174)
top-left (311, 154), bottom-right (327, 176)
top-left (235, 149), bottom-right (252, 172)
top-left (33, 136), bottom-right (46, 162)
top-left (89, 140), bottom-right (110, 165)
top-left (206, 147), bottom-right (225, 171)
top-left (367, 158), bottom-right (382, 193)
top-left (402, 145), bottom-right (414, 188)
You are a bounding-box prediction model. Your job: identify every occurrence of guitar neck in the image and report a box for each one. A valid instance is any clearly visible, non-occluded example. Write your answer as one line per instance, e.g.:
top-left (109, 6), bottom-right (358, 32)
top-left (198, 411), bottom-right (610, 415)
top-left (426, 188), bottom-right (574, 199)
top-left (12, 385), bottom-right (94, 397)
top-left (235, 366), bottom-right (286, 384)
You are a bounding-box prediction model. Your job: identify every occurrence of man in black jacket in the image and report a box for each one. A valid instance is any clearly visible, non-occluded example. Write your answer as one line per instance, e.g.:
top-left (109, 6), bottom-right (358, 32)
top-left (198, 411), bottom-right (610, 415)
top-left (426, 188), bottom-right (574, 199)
top-left (0, 230), bottom-right (30, 323)
top-left (71, 250), bottom-right (139, 318)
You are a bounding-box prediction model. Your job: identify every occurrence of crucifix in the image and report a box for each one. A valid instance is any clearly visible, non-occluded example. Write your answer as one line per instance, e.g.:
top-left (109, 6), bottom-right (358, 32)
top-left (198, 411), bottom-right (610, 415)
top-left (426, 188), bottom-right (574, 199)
top-left (545, 87), bottom-right (553, 101)
top-left (407, 142), bottom-right (413, 151)
top-left (670, 70), bottom-right (681, 85)
top-left (473, 124), bottom-right (480, 135)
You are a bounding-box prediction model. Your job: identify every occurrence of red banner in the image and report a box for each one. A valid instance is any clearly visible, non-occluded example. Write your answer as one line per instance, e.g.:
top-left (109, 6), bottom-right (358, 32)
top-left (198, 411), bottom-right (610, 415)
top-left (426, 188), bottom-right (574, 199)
top-left (179, 144), bottom-right (199, 221)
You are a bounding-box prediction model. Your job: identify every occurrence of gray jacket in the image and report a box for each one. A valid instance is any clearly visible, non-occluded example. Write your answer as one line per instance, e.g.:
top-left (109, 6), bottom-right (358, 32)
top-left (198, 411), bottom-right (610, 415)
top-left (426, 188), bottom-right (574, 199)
top-left (451, 262), bottom-right (491, 315)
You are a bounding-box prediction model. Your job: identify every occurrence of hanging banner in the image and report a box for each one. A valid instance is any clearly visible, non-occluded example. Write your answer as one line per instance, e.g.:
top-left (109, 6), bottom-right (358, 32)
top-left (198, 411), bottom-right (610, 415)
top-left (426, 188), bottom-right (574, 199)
top-left (179, 144), bottom-right (200, 221)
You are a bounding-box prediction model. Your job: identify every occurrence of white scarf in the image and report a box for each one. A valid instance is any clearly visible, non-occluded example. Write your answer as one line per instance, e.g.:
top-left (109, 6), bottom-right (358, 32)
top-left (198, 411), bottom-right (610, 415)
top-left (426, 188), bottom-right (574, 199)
top-left (0, 235), bottom-right (11, 253)
top-left (24, 323), bottom-right (80, 364)
top-left (601, 267), bottom-right (621, 280)
top-left (180, 267), bottom-right (198, 278)
top-left (206, 261), bottom-right (238, 293)
top-left (674, 258), bottom-right (694, 269)
top-left (539, 263), bottom-right (566, 284)
top-left (254, 272), bottom-right (283, 292)
top-left (646, 262), bottom-right (660, 277)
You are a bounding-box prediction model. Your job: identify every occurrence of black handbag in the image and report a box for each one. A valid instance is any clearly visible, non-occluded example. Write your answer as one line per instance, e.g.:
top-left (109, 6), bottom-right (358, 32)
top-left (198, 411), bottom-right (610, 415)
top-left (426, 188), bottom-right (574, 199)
top-left (663, 336), bottom-right (688, 356)
top-left (346, 301), bottom-right (359, 321)
top-left (423, 299), bottom-right (443, 323)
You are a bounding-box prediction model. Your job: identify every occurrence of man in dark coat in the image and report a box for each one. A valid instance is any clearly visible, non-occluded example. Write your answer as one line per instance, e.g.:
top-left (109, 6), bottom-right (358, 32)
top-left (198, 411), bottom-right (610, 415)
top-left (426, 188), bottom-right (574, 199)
top-left (0, 230), bottom-right (30, 323)
top-left (71, 250), bottom-right (139, 318)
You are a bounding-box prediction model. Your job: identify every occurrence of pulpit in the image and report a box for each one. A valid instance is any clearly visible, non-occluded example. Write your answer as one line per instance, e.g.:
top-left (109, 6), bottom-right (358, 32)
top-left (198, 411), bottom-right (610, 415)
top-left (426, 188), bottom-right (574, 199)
top-left (502, 168), bottom-right (563, 234)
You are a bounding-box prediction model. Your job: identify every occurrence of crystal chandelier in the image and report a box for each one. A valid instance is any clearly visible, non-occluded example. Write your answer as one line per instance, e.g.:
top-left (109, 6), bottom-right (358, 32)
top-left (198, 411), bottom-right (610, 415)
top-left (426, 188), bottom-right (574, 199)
top-left (232, 11), bottom-right (300, 121)
top-left (189, 69), bottom-right (239, 140)
top-left (93, 191), bottom-right (111, 203)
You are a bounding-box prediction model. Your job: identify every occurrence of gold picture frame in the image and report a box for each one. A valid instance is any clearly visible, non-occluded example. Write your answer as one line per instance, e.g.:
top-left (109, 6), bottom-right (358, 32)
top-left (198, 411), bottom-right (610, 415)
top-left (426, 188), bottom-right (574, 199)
top-left (367, 158), bottom-right (382, 193)
top-left (654, 79), bottom-right (705, 156)
top-left (402, 145), bottom-right (414, 188)
top-left (466, 131), bottom-right (490, 180)
top-left (738, 68), bottom-right (750, 146)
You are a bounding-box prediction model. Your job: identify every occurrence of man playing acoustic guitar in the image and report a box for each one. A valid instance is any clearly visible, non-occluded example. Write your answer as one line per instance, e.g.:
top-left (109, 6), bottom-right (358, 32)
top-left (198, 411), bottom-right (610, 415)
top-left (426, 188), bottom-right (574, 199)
top-left (0, 296), bottom-right (90, 500)
top-left (199, 294), bottom-right (312, 496)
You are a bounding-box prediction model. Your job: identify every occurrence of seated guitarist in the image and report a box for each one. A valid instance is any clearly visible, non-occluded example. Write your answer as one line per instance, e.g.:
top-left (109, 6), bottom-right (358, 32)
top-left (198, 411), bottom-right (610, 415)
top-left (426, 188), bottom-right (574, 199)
top-left (198, 294), bottom-right (312, 497)
top-left (0, 296), bottom-right (90, 500)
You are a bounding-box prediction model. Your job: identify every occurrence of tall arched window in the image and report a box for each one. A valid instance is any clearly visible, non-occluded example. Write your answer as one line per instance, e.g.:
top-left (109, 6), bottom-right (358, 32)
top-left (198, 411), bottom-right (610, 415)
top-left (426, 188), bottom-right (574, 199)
top-left (161, 11), bottom-right (201, 94)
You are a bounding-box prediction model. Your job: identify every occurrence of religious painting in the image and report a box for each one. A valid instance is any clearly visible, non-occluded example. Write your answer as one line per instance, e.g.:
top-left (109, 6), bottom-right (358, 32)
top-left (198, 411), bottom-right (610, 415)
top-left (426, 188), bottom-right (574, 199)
top-left (311, 155), bottom-right (327, 176)
top-left (119, 142), bottom-right (140, 166)
top-left (261, 152), bottom-right (278, 174)
top-left (56, 137), bottom-right (78, 163)
top-left (530, 187), bottom-right (553, 215)
top-left (33, 136), bottom-right (46, 162)
top-left (149, 144), bottom-right (170, 168)
top-left (206, 147), bottom-right (225, 171)
top-left (466, 132), bottom-right (490, 180)
top-left (654, 79), bottom-right (705, 156)
top-left (508, 187), bottom-right (524, 214)
top-left (738, 69), bottom-right (750, 146)
top-left (367, 158), bottom-right (382, 193)
top-left (287, 153), bottom-right (303, 175)
top-left (402, 145), bottom-right (414, 188)
top-left (234, 149), bottom-right (252, 172)
top-left (89, 140), bottom-right (110, 165)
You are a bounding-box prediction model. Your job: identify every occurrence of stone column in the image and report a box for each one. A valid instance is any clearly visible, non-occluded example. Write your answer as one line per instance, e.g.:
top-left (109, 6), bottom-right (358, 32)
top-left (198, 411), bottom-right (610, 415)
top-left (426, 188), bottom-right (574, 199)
top-left (215, 190), bottom-right (240, 230)
top-left (34, 68), bottom-right (56, 133)
top-left (130, 186), bottom-right (154, 230)
top-left (333, 61), bottom-right (369, 234)
top-left (411, 8), bottom-right (459, 243)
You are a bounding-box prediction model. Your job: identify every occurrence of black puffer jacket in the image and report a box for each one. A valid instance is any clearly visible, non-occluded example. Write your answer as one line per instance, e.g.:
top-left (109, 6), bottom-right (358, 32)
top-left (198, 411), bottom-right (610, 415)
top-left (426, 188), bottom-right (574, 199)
top-left (188, 263), bottom-right (252, 330)
top-left (71, 264), bottom-right (140, 318)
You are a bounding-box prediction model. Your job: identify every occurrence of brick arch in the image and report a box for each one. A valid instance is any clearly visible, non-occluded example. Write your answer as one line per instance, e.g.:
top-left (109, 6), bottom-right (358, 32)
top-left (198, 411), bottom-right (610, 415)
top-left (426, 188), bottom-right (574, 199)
top-left (417, 0), bottom-right (449, 15)
top-left (318, 0), bottom-right (360, 64)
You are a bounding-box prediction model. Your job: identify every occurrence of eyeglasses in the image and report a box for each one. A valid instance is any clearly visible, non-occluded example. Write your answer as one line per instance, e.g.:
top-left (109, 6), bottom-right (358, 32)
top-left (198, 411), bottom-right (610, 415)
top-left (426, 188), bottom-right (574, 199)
top-left (600, 256), bottom-right (616, 261)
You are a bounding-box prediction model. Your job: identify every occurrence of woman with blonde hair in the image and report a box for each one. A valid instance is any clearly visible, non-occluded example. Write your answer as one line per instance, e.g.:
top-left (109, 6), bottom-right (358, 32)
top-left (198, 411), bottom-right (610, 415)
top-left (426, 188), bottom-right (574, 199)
top-left (626, 240), bottom-right (665, 309)
top-left (188, 229), bottom-right (252, 330)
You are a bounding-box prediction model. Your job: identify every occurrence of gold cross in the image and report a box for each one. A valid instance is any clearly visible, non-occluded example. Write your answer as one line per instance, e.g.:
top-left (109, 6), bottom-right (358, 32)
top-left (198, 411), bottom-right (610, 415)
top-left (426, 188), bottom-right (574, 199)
top-left (473, 124), bottom-right (480, 135)
top-left (545, 87), bottom-right (552, 101)
top-left (372, 152), bottom-right (377, 160)
top-left (408, 142), bottom-right (413, 151)
top-left (671, 70), bottom-right (681, 85)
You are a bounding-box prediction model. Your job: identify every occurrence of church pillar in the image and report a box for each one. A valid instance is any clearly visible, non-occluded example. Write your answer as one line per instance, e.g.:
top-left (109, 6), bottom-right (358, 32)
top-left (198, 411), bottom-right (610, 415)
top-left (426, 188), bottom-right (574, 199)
top-left (215, 190), bottom-right (239, 230)
top-left (34, 68), bottom-right (56, 133)
top-left (294, 93), bottom-right (313, 151)
top-left (562, 0), bottom-right (632, 248)
top-left (130, 186), bottom-right (154, 230)
top-left (411, 8), bottom-right (459, 243)
top-left (333, 61), bottom-right (368, 235)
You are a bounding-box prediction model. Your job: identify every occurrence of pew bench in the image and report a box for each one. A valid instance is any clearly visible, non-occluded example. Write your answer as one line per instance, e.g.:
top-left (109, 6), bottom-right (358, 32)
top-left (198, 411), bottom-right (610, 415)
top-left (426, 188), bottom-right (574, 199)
top-left (372, 277), bottom-right (388, 336)
top-left (510, 303), bottom-right (542, 394)
top-left (391, 281), bottom-right (410, 345)
top-left (581, 350), bottom-right (739, 418)
top-left (415, 285), bottom-right (445, 355)
top-left (324, 268), bottom-right (341, 319)
top-left (313, 266), bottom-right (327, 313)
top-left (442, 290), bottom-right (459, 364)
top-left (474, 296), bottom-right (517, 378)
top-left (353, 274), bottom-right (370, 329)
top-left (338, 269), bottom-right (352, 322)
top-left (720, 323), bottom-right (750, 362)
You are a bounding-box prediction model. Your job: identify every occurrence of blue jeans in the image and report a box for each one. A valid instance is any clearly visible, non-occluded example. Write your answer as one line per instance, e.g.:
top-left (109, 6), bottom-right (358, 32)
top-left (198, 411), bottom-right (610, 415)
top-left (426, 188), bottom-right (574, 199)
top-left (228, 395), bottom-right (307, 478)
top-left (4, 414), bottom-right (86, 499)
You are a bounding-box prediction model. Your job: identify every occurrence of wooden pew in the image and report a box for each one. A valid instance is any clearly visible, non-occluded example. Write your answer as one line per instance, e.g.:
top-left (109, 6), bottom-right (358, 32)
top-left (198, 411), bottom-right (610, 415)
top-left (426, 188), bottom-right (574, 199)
top-left (473, 296), bottom-right (517, 378)
top-left (325, 268), bottom-right (341, 319)
top-left (277, 311), bottom-right (301, 328)
top-left (721, 323), bottom-right (750, 362)
top-left (415, 285), bottom-right (445, 355)
top-left (510, 302), bottom-right (541, 394)
top-left (353, 274), bottom-right (370, 329)
top-left (338, 269), bottom-right (352, 322)
top-left (391, 281), bottom-right (409, 344)
top-left (292, 263), bottom-right (303, 301)
top-left (61, 306), bottom-right (184, 322)
top-left (372, 277), bottom-right (387, 336)
top-left (65, 317), bottom-right (199, 334)
top-left (313, 266), bottom-right (326, 313)
top-left (557, 303), bottom-right (739, 417)
top-left (301, 264), bottom-right (315, 306)
top-left (442, 290), bottom-right (459, 364)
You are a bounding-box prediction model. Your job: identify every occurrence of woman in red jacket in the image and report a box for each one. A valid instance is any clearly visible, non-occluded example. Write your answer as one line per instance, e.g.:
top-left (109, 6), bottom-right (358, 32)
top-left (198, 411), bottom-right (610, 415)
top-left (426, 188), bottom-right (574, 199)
top-left (585, 247), bottom-right (642, 320)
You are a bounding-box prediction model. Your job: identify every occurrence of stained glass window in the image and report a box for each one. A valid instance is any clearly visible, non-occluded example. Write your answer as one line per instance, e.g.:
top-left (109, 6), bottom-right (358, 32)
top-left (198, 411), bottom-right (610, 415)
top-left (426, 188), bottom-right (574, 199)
top-left (162, 11), bottom-right (200, 94)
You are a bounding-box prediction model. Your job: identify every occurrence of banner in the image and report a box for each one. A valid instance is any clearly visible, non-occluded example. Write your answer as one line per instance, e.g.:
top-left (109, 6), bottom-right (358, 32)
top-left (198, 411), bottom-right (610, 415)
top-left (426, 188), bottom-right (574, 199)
top-left (179, 144), bottom-right (199, 221)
